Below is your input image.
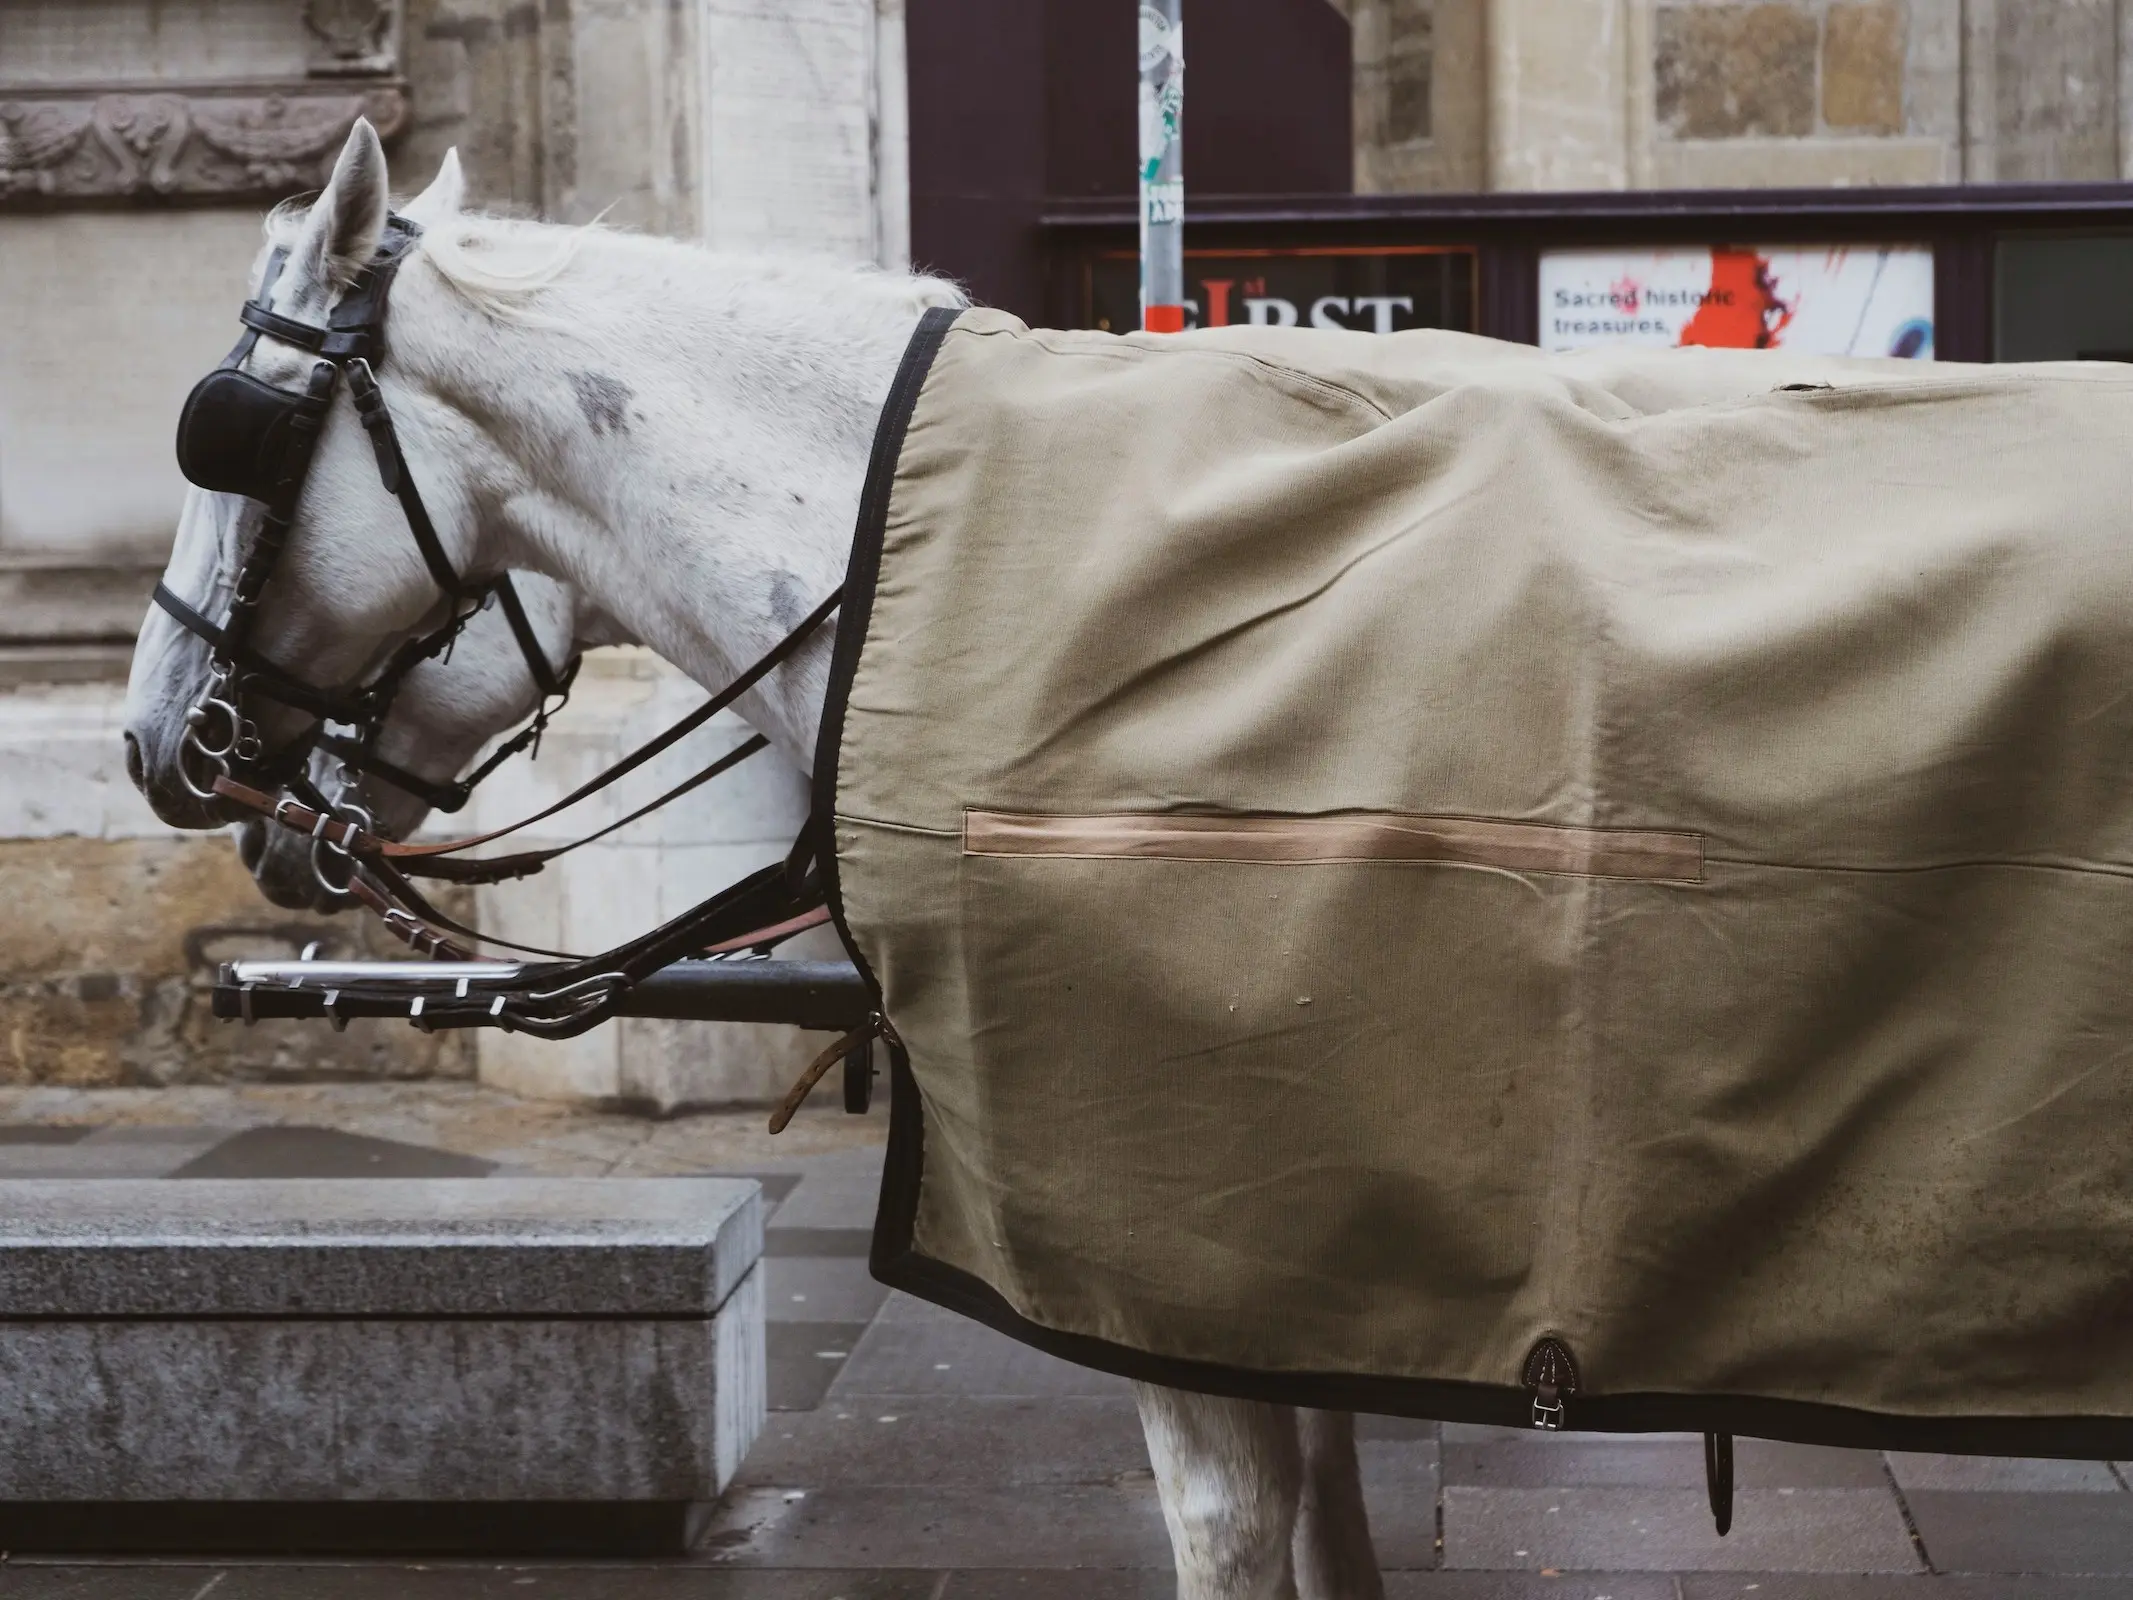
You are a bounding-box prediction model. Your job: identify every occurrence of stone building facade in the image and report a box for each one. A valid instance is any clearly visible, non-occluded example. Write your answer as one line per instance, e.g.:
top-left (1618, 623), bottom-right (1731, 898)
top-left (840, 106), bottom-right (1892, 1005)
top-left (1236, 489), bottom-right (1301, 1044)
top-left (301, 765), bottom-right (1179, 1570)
top-left (1350, 0), bottom-right (2133, 192)
top-left (0, 0), bottom-right (904, 1099)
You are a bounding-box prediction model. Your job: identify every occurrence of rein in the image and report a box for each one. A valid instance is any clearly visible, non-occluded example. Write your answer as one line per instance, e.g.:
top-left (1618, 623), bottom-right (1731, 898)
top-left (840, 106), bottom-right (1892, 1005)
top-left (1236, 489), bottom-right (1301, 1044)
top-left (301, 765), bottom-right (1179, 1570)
top-left (165, 211), bottom-right (841, 1003)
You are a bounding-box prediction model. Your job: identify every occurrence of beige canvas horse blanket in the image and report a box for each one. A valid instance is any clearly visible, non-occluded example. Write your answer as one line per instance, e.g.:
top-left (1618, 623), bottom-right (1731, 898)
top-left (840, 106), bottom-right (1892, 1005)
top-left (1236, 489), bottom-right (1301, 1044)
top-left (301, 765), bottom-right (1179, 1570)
top-left (818, 305), bottom-right (2133, 1449)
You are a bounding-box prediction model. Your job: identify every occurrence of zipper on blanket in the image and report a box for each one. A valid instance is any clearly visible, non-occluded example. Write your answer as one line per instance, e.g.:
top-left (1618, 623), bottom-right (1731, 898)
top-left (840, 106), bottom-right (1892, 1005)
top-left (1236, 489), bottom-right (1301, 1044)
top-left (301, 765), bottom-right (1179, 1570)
top-left (1522, 1336), bottom-right (1580, 1430)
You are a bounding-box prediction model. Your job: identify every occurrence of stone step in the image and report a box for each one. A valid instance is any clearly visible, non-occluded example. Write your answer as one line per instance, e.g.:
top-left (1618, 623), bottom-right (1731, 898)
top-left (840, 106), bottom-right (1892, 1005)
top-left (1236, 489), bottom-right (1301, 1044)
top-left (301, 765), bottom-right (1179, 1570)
top-left (0, 1178), bottom-right (765, 1556)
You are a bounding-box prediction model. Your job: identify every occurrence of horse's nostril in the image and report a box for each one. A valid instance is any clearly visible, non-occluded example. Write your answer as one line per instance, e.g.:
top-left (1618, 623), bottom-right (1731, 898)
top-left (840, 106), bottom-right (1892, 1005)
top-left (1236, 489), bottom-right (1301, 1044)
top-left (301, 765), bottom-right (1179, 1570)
top-left (123, 732), bottom-right (146, 792)
top-left (237, 819), bottom-right (266, 873)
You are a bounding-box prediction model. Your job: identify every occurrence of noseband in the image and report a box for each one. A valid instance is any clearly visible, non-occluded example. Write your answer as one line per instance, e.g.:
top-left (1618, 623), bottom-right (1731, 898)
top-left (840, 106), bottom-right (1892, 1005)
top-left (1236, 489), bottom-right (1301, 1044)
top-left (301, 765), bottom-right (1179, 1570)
top-left (160, 213), bottom-right (577, 815)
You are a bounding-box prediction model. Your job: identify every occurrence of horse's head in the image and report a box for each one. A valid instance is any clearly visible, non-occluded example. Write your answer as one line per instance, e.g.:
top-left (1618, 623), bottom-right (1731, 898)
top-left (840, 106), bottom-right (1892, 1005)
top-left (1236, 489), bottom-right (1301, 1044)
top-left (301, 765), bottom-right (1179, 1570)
top-left (125, 123), bottom-right (488, 828)
top-left (237, 569), bottom-right (599, 911)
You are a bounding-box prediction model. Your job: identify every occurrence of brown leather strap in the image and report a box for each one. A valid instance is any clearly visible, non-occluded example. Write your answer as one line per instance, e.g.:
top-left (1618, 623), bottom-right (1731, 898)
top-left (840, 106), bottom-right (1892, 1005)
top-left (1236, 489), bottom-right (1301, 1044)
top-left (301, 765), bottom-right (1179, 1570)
top-left (348, 872), bottom-right (474, 961)
top-left (699, 904), bottom-right (832, 956)
top-left (768, 1020), bottom-right (879, 1135)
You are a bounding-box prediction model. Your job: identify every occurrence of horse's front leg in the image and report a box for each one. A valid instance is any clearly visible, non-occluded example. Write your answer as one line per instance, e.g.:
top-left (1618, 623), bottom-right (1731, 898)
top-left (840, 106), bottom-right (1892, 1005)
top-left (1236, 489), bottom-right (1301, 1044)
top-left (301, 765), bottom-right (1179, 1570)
top-left (1292, 1410), bottom-right (1384, 1600)
top-left (1134, 1381), bottom-right (1303, 1600)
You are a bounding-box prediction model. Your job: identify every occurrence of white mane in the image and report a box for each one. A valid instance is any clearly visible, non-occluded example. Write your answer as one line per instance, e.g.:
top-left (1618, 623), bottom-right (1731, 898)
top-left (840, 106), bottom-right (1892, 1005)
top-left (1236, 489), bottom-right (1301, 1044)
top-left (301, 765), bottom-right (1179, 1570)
top-left (264, 198), bottom-right (965, 326)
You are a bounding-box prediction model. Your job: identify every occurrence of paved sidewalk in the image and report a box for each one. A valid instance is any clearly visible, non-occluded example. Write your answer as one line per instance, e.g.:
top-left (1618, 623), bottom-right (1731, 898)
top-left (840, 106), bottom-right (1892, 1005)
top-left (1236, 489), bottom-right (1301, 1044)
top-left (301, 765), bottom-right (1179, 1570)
top-left (3, 1083), bottom-right (2132, 1596)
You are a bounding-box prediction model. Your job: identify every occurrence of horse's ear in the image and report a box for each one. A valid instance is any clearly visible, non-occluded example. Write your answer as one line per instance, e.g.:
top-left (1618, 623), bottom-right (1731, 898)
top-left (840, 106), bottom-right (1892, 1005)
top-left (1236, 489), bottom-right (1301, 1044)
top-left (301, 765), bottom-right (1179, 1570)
top-left (289, 119), bottom-right (390, 299)
top-left (403, 148), bottom-right (465, 227)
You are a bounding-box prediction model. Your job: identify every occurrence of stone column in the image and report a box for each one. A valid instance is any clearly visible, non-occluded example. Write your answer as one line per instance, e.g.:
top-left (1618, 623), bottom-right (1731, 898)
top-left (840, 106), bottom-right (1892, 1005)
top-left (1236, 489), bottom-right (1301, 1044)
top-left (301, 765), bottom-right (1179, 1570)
top-left (1484, 0), bottom-right (1633, 191)
top-left (696, 0), bottom-right (891, 262)
top-left (473, 0), bottom-right (909, 1112)
top-left (1352, 0), bottom-right (1488, 193)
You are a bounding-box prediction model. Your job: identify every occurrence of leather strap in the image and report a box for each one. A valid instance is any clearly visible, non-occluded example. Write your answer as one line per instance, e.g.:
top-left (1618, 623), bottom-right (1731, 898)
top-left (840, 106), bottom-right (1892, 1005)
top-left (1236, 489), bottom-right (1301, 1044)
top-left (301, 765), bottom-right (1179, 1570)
top-left (345, 359), bottom-right (465, 596)
top-left (305, 586), bottom-right (841, 864)
top-left (152, 581), bottom-right (379, 725)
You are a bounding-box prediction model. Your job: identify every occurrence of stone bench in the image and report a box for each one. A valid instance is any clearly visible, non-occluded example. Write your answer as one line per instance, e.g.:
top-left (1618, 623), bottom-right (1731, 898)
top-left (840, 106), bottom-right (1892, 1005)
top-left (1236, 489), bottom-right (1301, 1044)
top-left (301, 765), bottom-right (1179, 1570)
top-left (0, 1178), bottom-right (763, 1556)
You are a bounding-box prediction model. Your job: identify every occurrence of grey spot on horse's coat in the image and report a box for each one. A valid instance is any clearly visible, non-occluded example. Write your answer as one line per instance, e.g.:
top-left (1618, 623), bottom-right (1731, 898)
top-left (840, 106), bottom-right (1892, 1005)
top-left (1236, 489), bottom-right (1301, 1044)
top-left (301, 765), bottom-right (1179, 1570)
top-left (769, 573), bottom-right (808, 631)
top-left (567, 370), bottom-right (634, 436)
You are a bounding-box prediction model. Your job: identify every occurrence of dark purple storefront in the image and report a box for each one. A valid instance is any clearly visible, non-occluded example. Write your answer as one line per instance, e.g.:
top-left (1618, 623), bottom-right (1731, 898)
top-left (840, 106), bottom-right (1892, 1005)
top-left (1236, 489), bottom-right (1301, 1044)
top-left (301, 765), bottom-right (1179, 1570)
top-left (907, 0), bottom-right (2133, 363)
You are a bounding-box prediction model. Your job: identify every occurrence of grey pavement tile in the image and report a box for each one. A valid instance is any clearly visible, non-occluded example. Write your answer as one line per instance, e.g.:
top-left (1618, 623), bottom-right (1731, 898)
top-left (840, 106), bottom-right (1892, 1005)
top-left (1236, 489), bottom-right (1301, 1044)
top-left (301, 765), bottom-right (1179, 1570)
top-left (0, 1570), bottom-right (221, 1600)
top-left (170, 1126), bottom-right (494, 1179)
top-left (1446, 1441), bottom-right (1705, 1490)
top-left (1906, 1490), bottom-right (2133, 1575)
top-left (0, 1127), bottom-right (91, 1144)
top-left (1359, 1414), bottom-right (1445, 1442)
top-left (874, 1292), bottom-right (960, 1326)
top-left (1446, 1425), bottom-right (1574, 1445)
top-left (830, 1314), bottom-right (1131, 1401)
top-left (1682, 1579), bottom-right (2133, 1598)
top-left (1385, 1579), bottom-right (1680, 1599)
top-left (720, 1173), bottom-right (806, 1215)
top-left (1887, 1454), bottom-right (2124, 1493)
top-left (1363, 1438), bottom-right (1447, 1570)
top-left (1735, 1443), bottom-right (1888, 1490)
top-left (758, 1150), bottom-right (887, 1231)
top-left (940, 1574), bottom-right (1169, 1599)
top-left (0, 1127), bottom-right (229, 1179)
top-left (1442, 1487), bottom-right (1920, 1573)
top-left (770, 1321), bottom-right (873, 1412)
top-left (738, 1398), bottom-right (1151, 1488)
top-left (697, 1485), bottom-right (1172, 1569)
top-left (206, 1570), bottom-right (943, 1599)
top-left (766, 1230), bottom-right (875, 1259)
top-left (1445, 1439), bottom-right (1881, 1491)
top-left (766, 1257), bottom-right (891, 1325)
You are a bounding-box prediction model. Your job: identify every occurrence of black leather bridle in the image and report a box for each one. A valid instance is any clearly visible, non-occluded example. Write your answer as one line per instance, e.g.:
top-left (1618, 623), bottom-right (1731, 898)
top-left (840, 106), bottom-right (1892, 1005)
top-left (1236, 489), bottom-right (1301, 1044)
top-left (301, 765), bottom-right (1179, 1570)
top-left (159, 213), bottom-right (578, 817)
top-left (157, 206), bottom-right (845, 1002)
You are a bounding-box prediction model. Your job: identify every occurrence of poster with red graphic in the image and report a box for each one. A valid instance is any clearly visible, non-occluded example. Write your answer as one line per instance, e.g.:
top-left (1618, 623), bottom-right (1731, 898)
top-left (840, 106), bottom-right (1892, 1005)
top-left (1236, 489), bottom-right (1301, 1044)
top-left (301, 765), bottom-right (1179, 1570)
top-left (1539, 245), bottom-right (1935, 359)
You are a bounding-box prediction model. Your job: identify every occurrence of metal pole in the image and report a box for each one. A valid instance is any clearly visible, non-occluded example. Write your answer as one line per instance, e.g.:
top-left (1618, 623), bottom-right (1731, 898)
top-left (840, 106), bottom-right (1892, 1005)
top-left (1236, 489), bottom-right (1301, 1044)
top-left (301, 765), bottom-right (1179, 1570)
top-left (1138, 1), bottom-right (1184, 332)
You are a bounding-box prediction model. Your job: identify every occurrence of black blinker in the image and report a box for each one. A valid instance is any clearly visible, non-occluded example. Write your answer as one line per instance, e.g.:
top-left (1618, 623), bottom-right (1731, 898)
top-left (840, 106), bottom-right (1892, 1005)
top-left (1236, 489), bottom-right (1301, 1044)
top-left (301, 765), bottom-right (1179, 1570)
top-left (175, 367), bottom-right (330, 500)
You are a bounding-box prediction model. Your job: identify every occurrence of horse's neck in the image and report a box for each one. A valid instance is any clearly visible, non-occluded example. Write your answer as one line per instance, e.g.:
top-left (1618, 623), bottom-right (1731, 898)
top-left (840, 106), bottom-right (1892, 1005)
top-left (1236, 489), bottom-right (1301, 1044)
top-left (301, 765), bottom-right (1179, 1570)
top-left (401, 238), bottom-right (949, 768)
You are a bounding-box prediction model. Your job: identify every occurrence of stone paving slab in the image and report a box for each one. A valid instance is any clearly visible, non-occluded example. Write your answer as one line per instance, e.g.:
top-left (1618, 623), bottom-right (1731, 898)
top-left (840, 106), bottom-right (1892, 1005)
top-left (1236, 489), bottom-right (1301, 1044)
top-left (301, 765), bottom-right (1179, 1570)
top-left (832, 1302), bottom-right (1130, 1400)
top-left (0, 1571), bottom-right (218, 1600)
top-left (170, 1125), bottom-right (495, 1179)
top-left (1905, 1490), bottom-right (2133, 1574)
top-left (1445, 1437), bottom-right (1887, 1489)
top-left (1678, 1578), bottom-right (2133, 1599)
top-left (767, 1322), bottom-right (871, 1412)
top-left (0, 1127), bottom-right (229, 1179)
top-left (740, 1399), bottom-right (1151, 1488)
top-left (1383, 1581), bottom-right (1679, 1600)
top-left (0, 1572), bottom-right (949, 1600)
top-left (937, 1574), bottom-right (1168, 1599)
top-left (702, 1484), bottom-right (1174, 1569)
top-left (765, 1256), bottom-right (893, 1325)
top-left (1889, 1453), bottom-right (2125, 1492)
top-left (1443, 1486), bottom-right (1922, 1572)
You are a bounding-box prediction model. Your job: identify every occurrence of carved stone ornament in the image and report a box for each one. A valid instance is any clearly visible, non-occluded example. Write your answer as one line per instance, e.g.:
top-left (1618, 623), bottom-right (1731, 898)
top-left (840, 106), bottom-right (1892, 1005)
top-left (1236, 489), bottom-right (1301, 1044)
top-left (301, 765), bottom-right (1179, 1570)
top-left (0, 85), bottom-right (407, 206)
top-left (305, 0), bottom-right (399, 75)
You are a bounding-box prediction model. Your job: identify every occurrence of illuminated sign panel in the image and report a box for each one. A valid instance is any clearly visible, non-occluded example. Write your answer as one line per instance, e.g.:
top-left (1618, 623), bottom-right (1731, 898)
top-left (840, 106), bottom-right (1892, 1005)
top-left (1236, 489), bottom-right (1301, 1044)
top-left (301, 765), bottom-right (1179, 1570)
top-left (1540, 245), bottom-right (1935, 358)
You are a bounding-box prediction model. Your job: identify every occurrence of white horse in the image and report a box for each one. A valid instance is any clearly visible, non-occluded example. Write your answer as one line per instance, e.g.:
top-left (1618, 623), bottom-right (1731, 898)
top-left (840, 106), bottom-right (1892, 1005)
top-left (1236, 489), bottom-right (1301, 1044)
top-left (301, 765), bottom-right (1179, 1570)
top-left (124, 123), bottom-right (1385, 1598)
top-left (236, 570), bottom-right (621, 911)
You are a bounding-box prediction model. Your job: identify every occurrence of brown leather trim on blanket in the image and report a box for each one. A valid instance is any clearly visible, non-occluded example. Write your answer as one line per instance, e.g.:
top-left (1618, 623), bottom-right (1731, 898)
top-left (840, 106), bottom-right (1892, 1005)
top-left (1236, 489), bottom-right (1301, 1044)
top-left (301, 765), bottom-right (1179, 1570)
top-left (962, 809), bottom-right (1705, 883)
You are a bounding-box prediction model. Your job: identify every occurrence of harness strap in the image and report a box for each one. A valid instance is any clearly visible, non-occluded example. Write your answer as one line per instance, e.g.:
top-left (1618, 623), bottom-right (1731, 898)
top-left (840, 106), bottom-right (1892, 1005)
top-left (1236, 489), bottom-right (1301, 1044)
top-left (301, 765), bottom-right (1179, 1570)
top-left (152, 581), bottom-right (379, 725)
top-left (357, 851), bottom-right (829, 966)
top-left (345, 360), bottom-right (466, 596)
top-left (490, 575), bottom-right (571, 699)
top-left (226, 585), bottom-right (841, 864)
top-left (288, 729), bottom-right (770, 880)
top-left (392, 733), bottom-right (770, 882)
